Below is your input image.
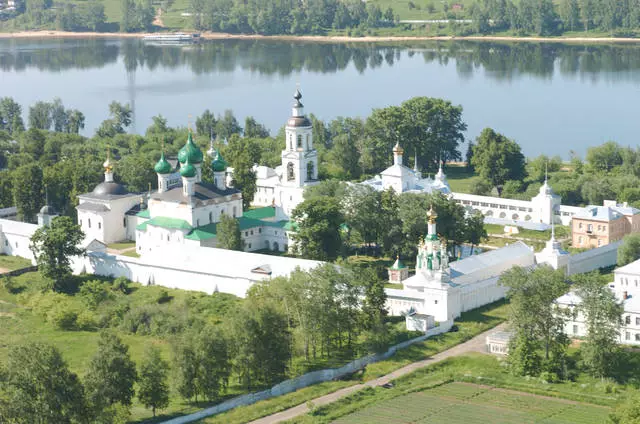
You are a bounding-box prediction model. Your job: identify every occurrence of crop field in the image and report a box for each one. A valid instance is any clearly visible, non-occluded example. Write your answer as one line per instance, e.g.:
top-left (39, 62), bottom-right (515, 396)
top-left (334, 382), bottom-right (611, 424)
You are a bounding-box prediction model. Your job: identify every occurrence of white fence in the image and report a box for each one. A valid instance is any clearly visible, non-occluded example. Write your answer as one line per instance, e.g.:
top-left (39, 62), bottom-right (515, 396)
top-left (160, 320), bottom-right (454, 424)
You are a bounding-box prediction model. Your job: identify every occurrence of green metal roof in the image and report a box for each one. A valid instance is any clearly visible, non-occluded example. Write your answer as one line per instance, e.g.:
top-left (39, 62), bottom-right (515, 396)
top-left (283, 221), bottom-right (298, 231)
top-left (243, 206), bottom-right (277, 220)
top-left (183, 217), bottom-right (291, 241)
top-left (136, 209), bottom-right (150, 218)
top-left (136, 216), bottom-right (193, 231)
top-left (186, 223), bottom-right (217, 241)
top-left (390, 257), bottom-right (407, 270)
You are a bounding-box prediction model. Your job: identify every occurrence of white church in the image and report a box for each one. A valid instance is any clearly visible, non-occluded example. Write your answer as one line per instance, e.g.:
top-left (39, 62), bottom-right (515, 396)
top-left (385, 207), bottom-right (536, 324)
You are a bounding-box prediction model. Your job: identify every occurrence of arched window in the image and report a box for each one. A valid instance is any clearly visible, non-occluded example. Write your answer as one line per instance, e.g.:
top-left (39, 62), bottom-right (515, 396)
top-left (88, 219), bottom-right (91, 228)
top-left (297, 135), bottom-right (302, 148)
top-left (306, 162), bottom-right (314, 181)
top-left (289, 134), bottom-right (293, 150)
top-left (233, 206), bottom-right (237, 216)
top-left (209, 212), bottom-right (213, 223)
top-left (306, 134), bottom-right (310, 149)
top-left (287, 162), bottom-right (295, 181)
top-left (123, 218), bottom-right (127, 227)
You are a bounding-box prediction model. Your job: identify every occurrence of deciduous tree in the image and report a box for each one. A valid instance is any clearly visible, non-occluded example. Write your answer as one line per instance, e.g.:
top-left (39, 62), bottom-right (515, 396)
top-left (471, 128), bottom-right (526, 195)
top-left (618, 233), bottom-right (640, 266)
top-left (217, 214), bottom-right (242, 251)
top-left (138, 346), bottom-right (170, 417)
top-left (291, 197), bottom-right (343, 261)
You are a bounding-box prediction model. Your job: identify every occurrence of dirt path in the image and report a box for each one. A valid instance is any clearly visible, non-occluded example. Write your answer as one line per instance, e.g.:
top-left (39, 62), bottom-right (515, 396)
top-left (249, 323), bottom-right (505, 424)
top-left (0, 267), bottom-right (9, 274)
top-left (153, 8), bottom-right (165, 28)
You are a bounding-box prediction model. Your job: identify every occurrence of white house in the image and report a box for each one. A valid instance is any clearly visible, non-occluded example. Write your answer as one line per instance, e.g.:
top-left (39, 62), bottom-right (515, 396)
top-left (557, 259), bottom-right (640, 346)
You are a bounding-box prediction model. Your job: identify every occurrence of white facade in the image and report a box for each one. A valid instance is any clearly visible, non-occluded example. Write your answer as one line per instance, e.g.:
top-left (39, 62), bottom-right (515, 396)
top-left (385, 208), bottom-right (536, 322)
top-left (557, 259), bottom-right (640, 346)
top-left (252, 89), bottom-right (319, 218)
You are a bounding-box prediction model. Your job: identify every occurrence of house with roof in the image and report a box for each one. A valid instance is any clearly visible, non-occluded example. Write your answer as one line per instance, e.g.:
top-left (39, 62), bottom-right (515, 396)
top-left (385, 207), bottom-right (536, 323)
top-left (557, 258), bottom-right (640, 346)
top-left (571, 201), bottom-right (640, 249)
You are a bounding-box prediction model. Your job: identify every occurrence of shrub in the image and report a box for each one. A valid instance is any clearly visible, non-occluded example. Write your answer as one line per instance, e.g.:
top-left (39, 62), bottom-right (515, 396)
top-left (79, 279), bottom-right (113, 309)
top-left (156, 289), bottom-right (172, 304)
top-left (111, 277), bottom-right (130, 294)
top-left (1, 276), bottom-right (23, 294)
top-left (49, 307), bottom-right (78, 330)
top-left (76, 310), bottom-right (98, 331)
top-left (539, 371), bottom-right (559, 384)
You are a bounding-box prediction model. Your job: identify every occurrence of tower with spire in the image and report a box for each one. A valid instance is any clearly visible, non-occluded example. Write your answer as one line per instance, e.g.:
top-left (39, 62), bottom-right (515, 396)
top-left (281, 88), bottom-right (317, 188)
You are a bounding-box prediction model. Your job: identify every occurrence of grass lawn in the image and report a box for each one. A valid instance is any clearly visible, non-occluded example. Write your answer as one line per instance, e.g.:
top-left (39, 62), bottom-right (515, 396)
top-left (107, 241), bottom-right (136, 250)
top-left (290, 354), bottom-right (623, 423)
top-left (445, 165), bottom-right (481, 194)
top-left (0, 254), bottom-right (33, 271)
top-left (121, 250), bottom-right (141, 258)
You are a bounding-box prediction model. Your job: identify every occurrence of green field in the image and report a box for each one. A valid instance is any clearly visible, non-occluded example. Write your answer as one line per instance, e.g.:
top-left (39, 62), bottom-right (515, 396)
top-left (0, 254), bottom-right (32, 271)
top-left (334, 382), bottom-right (610, 424)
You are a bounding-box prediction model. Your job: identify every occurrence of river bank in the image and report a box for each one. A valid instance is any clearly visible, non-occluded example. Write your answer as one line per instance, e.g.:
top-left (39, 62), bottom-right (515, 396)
top-left (2, 30), bottom-right (640, 43)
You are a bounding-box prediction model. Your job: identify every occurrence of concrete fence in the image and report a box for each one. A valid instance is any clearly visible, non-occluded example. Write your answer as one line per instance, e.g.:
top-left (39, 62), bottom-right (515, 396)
top-left (0, 266), bottom-right (38, 277)
top-left (160, 320), bottom-right (454, 424)
top-left (567, 240), bottom-right (621, 276)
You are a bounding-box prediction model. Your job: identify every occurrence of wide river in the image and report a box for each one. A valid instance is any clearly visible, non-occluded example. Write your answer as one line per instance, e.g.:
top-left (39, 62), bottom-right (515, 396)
top-left (1, 37), bottom-right (640, 157)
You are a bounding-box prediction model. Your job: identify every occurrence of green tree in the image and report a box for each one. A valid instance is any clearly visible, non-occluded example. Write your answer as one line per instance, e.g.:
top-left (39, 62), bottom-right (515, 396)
top-left (50, 98), bottom-right (67, 132)
top-left (197, 325), bottom-right (231, 400)
top-left (244, 116), bottom-right (270, 138)
top-left (586, 141), bottom-right (623, 172)
top-left (215, 110), bottom-right (242, 141)
top-left (228, 142), bottom-right (256, 210)
top-left (0, 343), bottom-right (86, 424)
top-left (559, 0), bottom-right (580, 31)
top-left (28, 101), bottom-right (53, 130)
top-left (500, 265), bottom-right (569, 377)
top-left (173, 333), bottom-right (200, 401)
top-left (291, 197), bottom-right (343, 261)
top-left (471, 128), bottom-right (526, 195)
top-left (65, 110), bottom-right (85, 134)
top-left (196, 109), bottom-right (217, 139)
top-left (85, 1), bottom-right (106, 30)
top-left (30, 216), bottom-right (85, 293)
top-left (138, 346), bottom-right (170, 417)
top-left (610, 393), bottom-right (640, 424)
top-left (12, 163), bottom-right (43, 223)
top-left (85, 332), bottom-right (137, 412)
top-left (97, 101), bottom-right (132, 137)
top-left (618, 233), bottom-right (640, 266)
top-left (120, 0), bottom-right (134, 31)
top-left (574, 273), bottom-right (623, 379)
top-left (0, 97), bottom-right (25, 134)
top-left (217, 214), bottom-right (243, 251)
top-left (464, 211), bottom-right (487, 254)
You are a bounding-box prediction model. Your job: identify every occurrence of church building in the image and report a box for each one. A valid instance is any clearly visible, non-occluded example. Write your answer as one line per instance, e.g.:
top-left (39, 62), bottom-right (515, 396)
top-left (76, 133), bottom-right (293, 255)
top-left (360, 143), bottom-right (451, 195)
top-left (385, 207), bottom-right (536, 323)
top-left (252, 89), bottom-right (319, 217)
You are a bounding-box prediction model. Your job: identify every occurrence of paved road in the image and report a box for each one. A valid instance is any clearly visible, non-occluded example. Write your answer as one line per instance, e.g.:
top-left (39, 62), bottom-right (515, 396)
top-left (249, 323), bottom-right (505, 424)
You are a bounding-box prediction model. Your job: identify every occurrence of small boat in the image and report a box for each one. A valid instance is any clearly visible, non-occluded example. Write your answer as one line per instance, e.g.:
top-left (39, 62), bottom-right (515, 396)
top-left (142, 33), bottom-right (201, 44)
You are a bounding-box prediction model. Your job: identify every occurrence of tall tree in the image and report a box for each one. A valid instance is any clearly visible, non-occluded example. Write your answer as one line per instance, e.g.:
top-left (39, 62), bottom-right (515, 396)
top-left (138, 346), bottom-right (170, 417)
top-left (227, 141), bottom-right (257, 210)
top-left (65, 110), bottom-right (85, 134)
top-left (173, 333), bottom-right (200, 402)
top-left (30, 216), bottom-right (85, 293)
top-left (197, 325), bottom-right (231, 400)
top-left (559, 0), bottom-right (580, 31)
top-left (196, 109), bottom-right (217, 139)
top-left (28, 101), bottom-right (53, 130)
top-left (0, 97), bottom-right (25, 134)
top-left (85, 1), bottom-right (106, 31)
top-left (464, 211), bottom-right (487, 255)
top-left (471, 128), bottom-right (526, 195)
top-left (120, 0), bottom-right (134, 31)
top-left (217, 214), bottom-right (243, 251)
top-left (500, 265), bottom-right (569, 377)
top-left (574, 273), bottom-right (623, 379)
top-left (291, 197), bottom-right (343, 261)
top-left (244, 116), bottom-right (270, 138)
top-left (12, 163), bottom-right (43, 223)
top-left (215, 110), bottom-right (242, 141)
top-left (85, 332), bottom-right (138, 412)
top-left (0, 343), bottom-right (86, 424)
top-left (618, 233), bottom-right (640, 266)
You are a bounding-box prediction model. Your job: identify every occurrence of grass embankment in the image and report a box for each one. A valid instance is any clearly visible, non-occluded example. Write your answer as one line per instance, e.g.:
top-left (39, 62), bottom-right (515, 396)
top-left (289, 354), bottom-right (621, 423)
top-left (107, 241), bottom-right (136, 250)
top-left (0, 254), bottom-right (32, 271)
top-left (196, 300), bottom-right (508, 424)
top-left (0, 270), bottom-right (240, 422)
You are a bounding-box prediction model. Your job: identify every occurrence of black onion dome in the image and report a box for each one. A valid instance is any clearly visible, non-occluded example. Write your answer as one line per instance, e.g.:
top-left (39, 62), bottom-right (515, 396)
top-left (287, 116), bottom-right (312, 127)
top-left (93, 182), bottom-right (128, 196)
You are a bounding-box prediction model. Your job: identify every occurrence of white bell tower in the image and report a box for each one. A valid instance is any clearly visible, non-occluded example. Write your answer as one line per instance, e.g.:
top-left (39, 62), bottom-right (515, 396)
top-left (281, 89), bottom-right (317, 188)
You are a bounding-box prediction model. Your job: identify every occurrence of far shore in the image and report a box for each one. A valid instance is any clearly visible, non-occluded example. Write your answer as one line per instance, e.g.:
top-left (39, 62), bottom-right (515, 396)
top-left (2, 30), bottom-right (640, 44)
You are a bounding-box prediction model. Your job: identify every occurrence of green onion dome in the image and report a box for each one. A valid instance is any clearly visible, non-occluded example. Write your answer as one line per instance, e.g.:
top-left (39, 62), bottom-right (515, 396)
top-left (180, 157), bottom-right (197, 178)
top-left (177, 132), bottom-right (203, 164)
top-left (154, 152), bottom-right (172, 174)
top-left (211, 151), bottom-right (227, 172)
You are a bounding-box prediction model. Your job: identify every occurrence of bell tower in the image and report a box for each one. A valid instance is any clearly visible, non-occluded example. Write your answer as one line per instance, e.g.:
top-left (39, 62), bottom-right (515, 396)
top-left (281, 88), bottom-right (317, 188)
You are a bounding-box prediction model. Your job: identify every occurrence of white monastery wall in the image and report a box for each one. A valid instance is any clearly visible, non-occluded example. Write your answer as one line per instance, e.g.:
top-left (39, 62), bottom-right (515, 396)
top-left (566, 240), bottom-right (621, 275)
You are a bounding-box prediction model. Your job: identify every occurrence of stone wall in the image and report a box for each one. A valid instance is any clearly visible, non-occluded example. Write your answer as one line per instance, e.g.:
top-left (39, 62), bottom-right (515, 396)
top-left (160, 320), bottom-right (454, 424)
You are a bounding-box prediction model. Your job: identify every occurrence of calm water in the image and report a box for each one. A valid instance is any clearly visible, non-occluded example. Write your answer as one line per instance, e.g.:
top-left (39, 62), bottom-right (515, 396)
top-left (1, 38), bottom-right (640, 157)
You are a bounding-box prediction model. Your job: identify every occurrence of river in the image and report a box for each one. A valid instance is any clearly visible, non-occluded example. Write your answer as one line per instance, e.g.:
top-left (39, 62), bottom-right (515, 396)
top-left (1, 37), bottom-right (639, 157)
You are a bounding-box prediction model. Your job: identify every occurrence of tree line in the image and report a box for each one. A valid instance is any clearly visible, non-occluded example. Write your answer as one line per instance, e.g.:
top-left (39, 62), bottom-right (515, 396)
top-left (468, 0), bottom-right (640, 36)
top-left (188, 0), bottom-right (396, 35)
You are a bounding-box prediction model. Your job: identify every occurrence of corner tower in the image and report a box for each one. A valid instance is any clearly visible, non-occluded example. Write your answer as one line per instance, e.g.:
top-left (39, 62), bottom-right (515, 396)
top-left (282, 89), bottom-right (318, 188)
